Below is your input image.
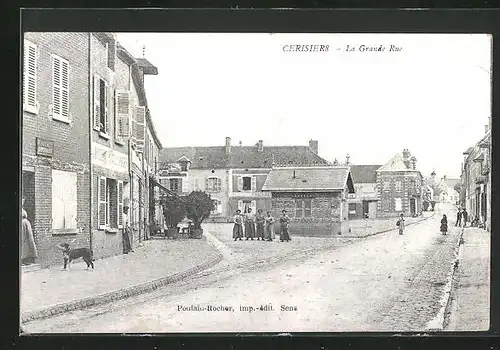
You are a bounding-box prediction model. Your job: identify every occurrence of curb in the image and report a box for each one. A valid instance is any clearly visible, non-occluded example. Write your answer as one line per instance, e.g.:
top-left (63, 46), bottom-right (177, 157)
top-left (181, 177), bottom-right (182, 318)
top-left (425, 227), bottom-right (464, 331)
top-left (21, 252), bottom-right (224, 324)
top-left (341, 212), bottom-right (436, 239)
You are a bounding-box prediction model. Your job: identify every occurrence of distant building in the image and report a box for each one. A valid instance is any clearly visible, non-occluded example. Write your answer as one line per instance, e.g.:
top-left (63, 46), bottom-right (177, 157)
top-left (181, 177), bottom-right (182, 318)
top-left (347, 165), bottom-right (382, 219)
top-left (376, 149), bottom-right (423, 218)
top-left (436, 175), bottom-right (460, 204)
top-left (262, 166), bottom-right (355, 235)
top-left (159, 138), bottom-right (330, 221)
top-left (461, 123), bottom-right (491, 230)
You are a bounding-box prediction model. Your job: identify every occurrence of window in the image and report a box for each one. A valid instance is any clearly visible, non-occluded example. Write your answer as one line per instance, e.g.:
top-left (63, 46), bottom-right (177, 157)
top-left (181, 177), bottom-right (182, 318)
top-left (169, 178), bottom-right (182, 193)
top-left (243, 177), bottom-right (251, 191)
top-left (52, 170), bottom-right (77, 230)
top-left (52, 55), bottom-right (69, 121)
top-left (23, 40), bottom-right (38, 114)
top-left (295, 199), bottom-right (312, 218)
top-left (382, 197), bottom-right (391, 212)
top-left (212, 199), bottom-right (222, 215)
top-left (93, 75), bottom-right (109, 134)
top-left (395, 197), bottom-right (402, 211)
top-left (133, 106), bottom-right (146, 152)
top-left (180, 162), bottom-right (188, 172)
top-left (98, 177), bottom-right (124, 230)
top-left (206, 177), bottom-right (221, 192)
top-left (108, 178), bottom-right (118, 228)
top-left (240, 200), bottom-right (255, 214)
top-left (115, 90), bottom-right (131, 139)
top-left (395, 180), bottom-right (402, 191)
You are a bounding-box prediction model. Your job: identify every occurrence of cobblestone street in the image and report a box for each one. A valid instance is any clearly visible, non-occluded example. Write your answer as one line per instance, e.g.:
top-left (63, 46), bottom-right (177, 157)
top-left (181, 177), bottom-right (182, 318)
top-left (22, 203), bottom-right (466, 334)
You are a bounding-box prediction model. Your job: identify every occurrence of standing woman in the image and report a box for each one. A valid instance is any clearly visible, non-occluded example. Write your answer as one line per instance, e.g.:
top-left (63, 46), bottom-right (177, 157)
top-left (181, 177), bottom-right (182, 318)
top-left (397, 213), bottom-right (405, 235)
top-left (279, 209), bottom-right (291, 242)
top-left (21, 197), bottom-right (38, 265)
top-left (441, 214), bottom-right (448, 235)
top-left (244, 207), bottom-right (256, 241)
top-left (264, 211), bottom-right (275, 241)
top-left (233, 209), bottom-right (244, 241)
top-left (255, 209), bottom-right (266, 241)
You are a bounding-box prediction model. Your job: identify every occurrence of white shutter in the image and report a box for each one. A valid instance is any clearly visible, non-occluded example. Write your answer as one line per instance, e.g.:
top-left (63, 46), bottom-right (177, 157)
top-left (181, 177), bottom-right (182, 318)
top-left (118, 181), bottom-right (123, 228)
top-left (116, 90), bottom-right (131, 138)
top-left (93, 75), bottom-right (101, 130)
top-left (217, 178), bottom-right (222, 192)
top-left (134, 106), bottom-right (146, 151)
top-left (205, 177), bottom-right (210, 191)
top-left (238, 200), bottom-right (243, 212)
top-left (51, 170), bottom-right (64, 229)
top-left (64, 172), bottom-right (78, 229)
top-left (251, 200), bottom-right (257, 214)
top-left (52, 56), bottom-right (62, 118)
top-left (181, 178), bottom-right (188, 193)
top-left (103, 82), bottom-right (109, 134)
top-left (251, 176), bottom-right (257, 192)
top-left (237, 176), bottom-right (243, 192)
top-left (61, 59), bottom-right (69, 118)
top-left (23, 40), bottom-right (37, 112)
top-left (98, 176), bottom-right (107, 229)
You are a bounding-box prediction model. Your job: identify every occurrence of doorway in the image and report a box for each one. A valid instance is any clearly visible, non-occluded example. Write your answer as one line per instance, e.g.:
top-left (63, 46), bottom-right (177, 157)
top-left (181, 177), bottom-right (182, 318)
top-left (410, 198), bottom-right (416, 216)
top-left (22, 171), bottom-right (35, 223)
top-left (362, 201), bottom-right (369, 218)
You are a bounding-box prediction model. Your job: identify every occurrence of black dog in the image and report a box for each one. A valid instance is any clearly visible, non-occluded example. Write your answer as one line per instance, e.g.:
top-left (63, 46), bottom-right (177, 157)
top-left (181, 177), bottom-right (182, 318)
top-left (57, 243), bottom-right (95, 270)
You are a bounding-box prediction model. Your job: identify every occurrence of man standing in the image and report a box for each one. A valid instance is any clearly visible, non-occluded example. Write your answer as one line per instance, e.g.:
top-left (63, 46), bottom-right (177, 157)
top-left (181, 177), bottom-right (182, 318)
top-left (397, 213), bottom-right (405, 235)
top-left (455, 208), bottom-right (462, 227)
top-left (122, 205), bottom-right (133, 254)
top-left (462, 208), bottom-right (468, 228)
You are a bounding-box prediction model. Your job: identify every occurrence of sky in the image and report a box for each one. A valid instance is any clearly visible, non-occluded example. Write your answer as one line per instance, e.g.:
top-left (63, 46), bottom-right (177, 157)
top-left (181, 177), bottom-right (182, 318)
top-left (116, 33), bottom-right (491, 179)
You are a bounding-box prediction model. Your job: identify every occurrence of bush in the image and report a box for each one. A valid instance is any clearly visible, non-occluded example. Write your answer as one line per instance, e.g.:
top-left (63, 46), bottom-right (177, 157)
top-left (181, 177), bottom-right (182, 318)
top-left (184, 191), bottom-right (215, 231)
top-left (160, 195), bottom-right (186, 229)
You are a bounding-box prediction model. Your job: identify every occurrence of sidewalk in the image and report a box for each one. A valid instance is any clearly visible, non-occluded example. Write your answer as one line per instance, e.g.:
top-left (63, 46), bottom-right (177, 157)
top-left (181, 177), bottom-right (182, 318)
top-left (445, 227), bottom-right (490, 331)
top-left (21, 237), bottom-right (223, 323)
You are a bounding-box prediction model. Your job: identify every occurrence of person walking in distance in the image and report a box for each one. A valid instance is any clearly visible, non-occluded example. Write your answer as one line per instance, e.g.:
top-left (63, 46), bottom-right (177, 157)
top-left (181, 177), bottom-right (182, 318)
top-left (122, 205), bottom-right (133, 253)
top-left (279, 209), bottom-right (291, 242)
top-left (264, 211), bottom-right (275, 241)
top-left (455, 208), bottom-right (462, 227)
top-left (255, 209), bottom-right (266, 241)
top-left (233, 209), bottom-right (244, 241)
top-left (462, 208), bottom-right (468, 228)
top-left (244, 207), bottom-right (256, 241)
top-left (441, 214), bottom-right (448, 235)
top-left (397, 213), bottom-right (405, 235)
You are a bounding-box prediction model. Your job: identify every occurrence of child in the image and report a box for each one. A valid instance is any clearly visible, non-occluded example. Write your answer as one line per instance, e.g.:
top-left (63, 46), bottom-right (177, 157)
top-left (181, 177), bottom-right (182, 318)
top-left (441, 214), bottom-right (448, 235)
top-left (397, 213), bottom-right (405, 235)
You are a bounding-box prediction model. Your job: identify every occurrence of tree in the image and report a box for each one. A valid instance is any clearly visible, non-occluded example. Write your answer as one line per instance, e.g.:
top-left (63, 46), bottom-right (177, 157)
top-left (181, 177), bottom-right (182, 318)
top-left (184, 191), bottom-right (215, 232)
top-left (454, 182), bottom-right (462, 194)
top-left (160, 195), bottom-right (186, 229)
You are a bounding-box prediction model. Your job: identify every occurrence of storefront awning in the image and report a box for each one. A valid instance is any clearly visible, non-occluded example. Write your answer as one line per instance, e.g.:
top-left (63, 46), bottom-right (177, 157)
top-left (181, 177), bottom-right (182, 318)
top-left (150, 177), bottom-right (178, 197)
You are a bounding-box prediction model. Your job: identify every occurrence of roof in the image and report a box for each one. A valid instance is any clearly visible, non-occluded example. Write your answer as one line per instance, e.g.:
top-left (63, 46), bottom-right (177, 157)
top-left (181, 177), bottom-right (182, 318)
top-left (160, 145), bottom-right (330, 170)
top-left (444, 178), bottom-right (461, 189)
top-left (349, 165), bottom-right (382, 183)
top-left (377, 152), bottom-right (420, 172)
top-left (137, 58), bottom-right (159, 75)
top-left (262, 166), bottom-right (352, 192)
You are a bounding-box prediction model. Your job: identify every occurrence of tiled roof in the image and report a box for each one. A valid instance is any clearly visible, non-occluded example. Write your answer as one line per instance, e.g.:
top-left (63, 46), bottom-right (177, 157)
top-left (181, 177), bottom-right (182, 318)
top-left (159, 145), bottom-right (330, 170)
top-left (377, 153), bottom-right (413, 172)
top-left (262, 166), bottom-right (351, 192)
top-left (349, 165), bottom-right (382, 183)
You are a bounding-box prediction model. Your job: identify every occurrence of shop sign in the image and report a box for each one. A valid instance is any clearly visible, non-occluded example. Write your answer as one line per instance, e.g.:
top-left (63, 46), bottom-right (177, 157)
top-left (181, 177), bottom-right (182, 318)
top-left (36, 138), bottom-right (54, 157)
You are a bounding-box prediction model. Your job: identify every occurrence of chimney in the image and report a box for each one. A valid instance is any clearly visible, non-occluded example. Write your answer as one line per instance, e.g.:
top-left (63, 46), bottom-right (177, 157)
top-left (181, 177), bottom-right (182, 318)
top-left (257, 140), bottom-right (263, 152)
top-left (443, 175), bottom-right (447, 181)
top-left (410, 156), bottom-right (417, 170)
top-left (345, 153), bottom-right (350, 165)
top-left (309, 140), bottom-right (318, 154)
top-left (402, 149), bottom-right (411, 168)
top-left (225, 137), bottom-right (231, 154)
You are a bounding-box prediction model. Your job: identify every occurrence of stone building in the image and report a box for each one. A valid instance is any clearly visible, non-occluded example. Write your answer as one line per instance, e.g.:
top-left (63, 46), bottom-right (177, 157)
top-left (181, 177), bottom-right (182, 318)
top-left (158, 138), bottom-right (330, 221)
top-left (461, 123), bottom-right (491, 230)
top-left (261, 166), bottom-right (355, 235)
top-left (376, 149), bottom-right (423, 218)
top-left (347, 165), bottom-right (382, 219)
top-left (22, 32), bottom-right (92, 267)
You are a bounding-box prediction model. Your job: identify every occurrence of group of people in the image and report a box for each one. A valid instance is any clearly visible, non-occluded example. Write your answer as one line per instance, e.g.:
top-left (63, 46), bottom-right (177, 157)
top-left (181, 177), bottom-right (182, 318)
top-left (455, 208), bottom-right (469, 228)
top-left (396, 211), bottom-right (453, 236)
top-left (232, 208), bottom-right (291, 242)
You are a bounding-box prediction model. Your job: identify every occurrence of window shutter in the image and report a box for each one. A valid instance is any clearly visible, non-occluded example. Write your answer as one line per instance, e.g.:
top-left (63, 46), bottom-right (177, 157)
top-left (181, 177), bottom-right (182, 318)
top-left (103, 82), bottom-right (109, 134)
top-left (251, 200), bottom-right (256, 214)
top-left (205, 177), bottom-right (210, 191)
top-left (116, 90), bottom-right (130, 138)
top-left (93, 75), bottom-right (101, 130)
top-left (217, 178), bottom-right (222, 192)
top-left (64, 172), bottom-right (78, 229)
top-left (181, 178), bottom-right (188, 193)
top-left (98, 176), bottom-right (107, 229)
top-left (24, 41), bottom-right (37, 111)
top-left (118, 181), bottom-right (123, 228)
top-left (134, 106), bottom-right (146, 151)
top-left (52, 56), bottom-right (62, 118)
top-left (51, 171), bottom-right (64, 229)
top-left (238, 200), bottom-right (243, 212)
top-left (61, 59), bottom-right (69, 118)
top-left (237, 176), bottom-right (243, 192)
top-left (251, 176), bottom-right (257, 192)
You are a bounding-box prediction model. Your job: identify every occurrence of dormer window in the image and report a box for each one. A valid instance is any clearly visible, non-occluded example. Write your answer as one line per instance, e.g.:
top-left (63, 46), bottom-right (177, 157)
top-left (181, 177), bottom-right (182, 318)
top-left (180, 162), bottom-right (188, 172)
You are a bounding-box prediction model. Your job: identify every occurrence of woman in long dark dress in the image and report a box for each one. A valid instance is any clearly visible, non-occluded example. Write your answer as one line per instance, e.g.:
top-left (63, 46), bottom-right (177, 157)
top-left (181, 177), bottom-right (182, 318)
top-left (21, 197), bottom-right (38, 265)
top-left (233, 210), bottom-right (244, 241)
top-left (440, 214), bottom-right (448, 235)
top-left (244, 208), bottom-right (256, 240)
top-left (279, 210), bottom-right (291, 242)
top-left (255, 209), bottom-right (265, 241)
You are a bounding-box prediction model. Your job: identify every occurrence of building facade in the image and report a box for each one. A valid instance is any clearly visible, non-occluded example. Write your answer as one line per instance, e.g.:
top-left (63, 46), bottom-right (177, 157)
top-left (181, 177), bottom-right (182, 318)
top-left (376, 149), bottom-right (423, 218)
top-left (461, 124), bottom-right (491, 230)
top-left (347, 165), bottom-right (382, 219)
top-left (22, 32), bottom-right (91, 267)
top-left (158, 138), bottom-right (330, 222)
top-left (262, 166), bottom-right (355, 236)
